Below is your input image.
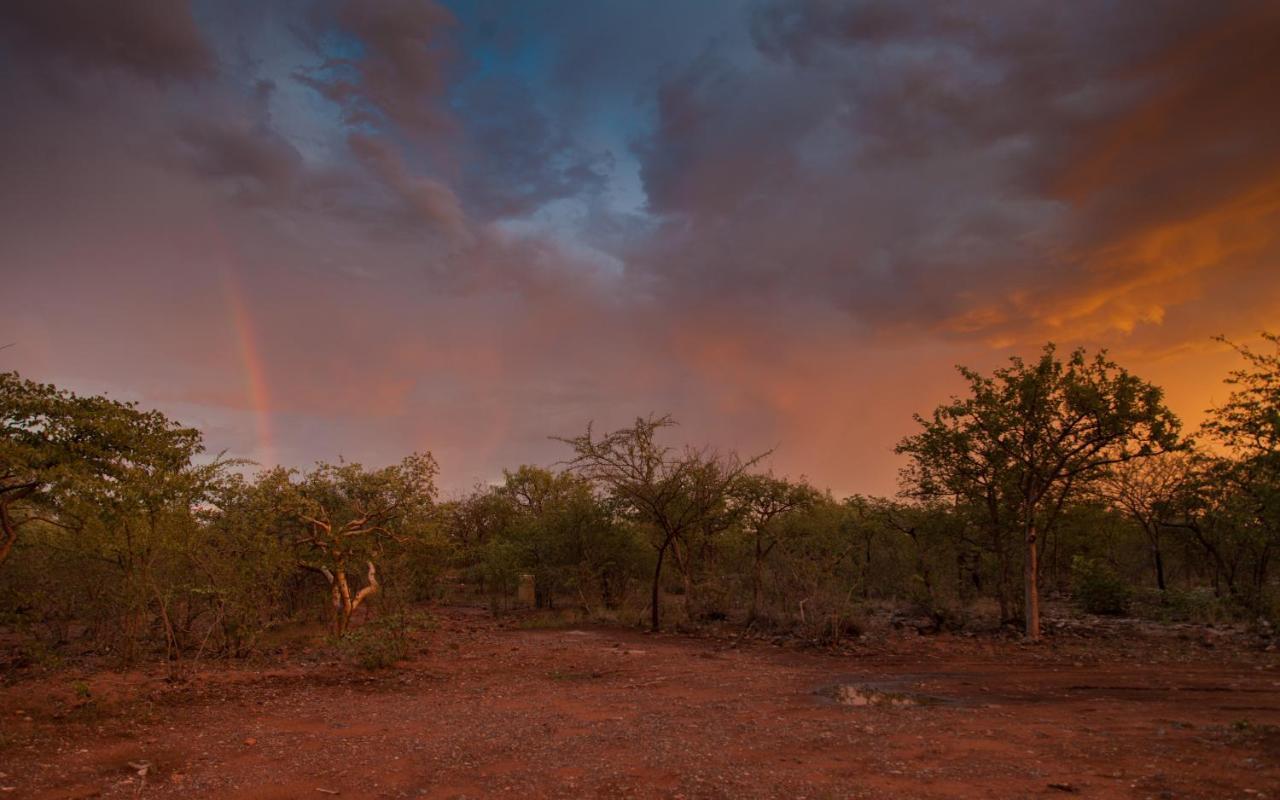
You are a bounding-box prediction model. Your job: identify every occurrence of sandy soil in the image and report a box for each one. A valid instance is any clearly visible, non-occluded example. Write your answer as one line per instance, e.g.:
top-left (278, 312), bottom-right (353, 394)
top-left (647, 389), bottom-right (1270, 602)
top-left (1, 608), bottom-right (1277, 799)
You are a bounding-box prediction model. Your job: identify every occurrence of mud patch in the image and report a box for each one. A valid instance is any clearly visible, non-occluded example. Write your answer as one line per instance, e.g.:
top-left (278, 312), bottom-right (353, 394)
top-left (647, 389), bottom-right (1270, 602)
top-left (815, 682), bottom-right (945, 707)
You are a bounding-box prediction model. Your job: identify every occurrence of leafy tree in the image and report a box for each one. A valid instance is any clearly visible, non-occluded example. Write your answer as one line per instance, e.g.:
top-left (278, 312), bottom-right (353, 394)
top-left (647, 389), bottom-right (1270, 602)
top-left (270, 454), bottom-right (438, 636)
top-left (1204, 333), bottom-right (1280, 458)
top-left (197, 472), bottom-right (299, 655)
top-left (896, 388), bottom-right (1023, 620)
top-left (497, 465), bottom-right (640, 610)
top-left (763, 496), bottom-right (869, 640)
top-left (898, 345), bottom-right (1180, 638)
top-left (1195, 333), bottom-right (1280, 607)
top-left (558, 415), bottom-right (761, 630)
top-left (1, 371), bottom-right (201, 569)
top-left (733, 473), bottom-right (821, 621)
top-left (442, 484), bottom-right (518, 551)
top-left (875, 498), bottom-right (967, 619)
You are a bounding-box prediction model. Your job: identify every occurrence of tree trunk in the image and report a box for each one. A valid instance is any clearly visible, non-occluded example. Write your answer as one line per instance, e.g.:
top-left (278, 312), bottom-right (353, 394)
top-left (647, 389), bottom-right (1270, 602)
top-left (0, 503), bottom-right (20, 569)
top-left (750, 543), bottom-right (764, 623)
top-left (862, 534), bottom-right (873, 599)
top-left (1024, 522), bottom-right (1041, 640)
top-left (322, 562), bottom-right (379, 637)
top-left (650, 540), bottom-right (668, 632)
top-left (997, 545), bottom-right (1011, 623)
top-left (670, 537), bottom-right (695, 621)
top-left (991, 524), bottom-right (1011, 623)
top-left (1153, 545), bottom-right (1167, 592)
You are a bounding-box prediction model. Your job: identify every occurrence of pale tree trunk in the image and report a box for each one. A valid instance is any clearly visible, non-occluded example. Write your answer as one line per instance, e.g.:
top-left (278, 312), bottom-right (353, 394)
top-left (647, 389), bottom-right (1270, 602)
top-left (1024, 521), bottom-right (1041, 640)
top-left (322, 561), bottom-right (379, 637)
top-left (0, 498), bottom-right (29, 569)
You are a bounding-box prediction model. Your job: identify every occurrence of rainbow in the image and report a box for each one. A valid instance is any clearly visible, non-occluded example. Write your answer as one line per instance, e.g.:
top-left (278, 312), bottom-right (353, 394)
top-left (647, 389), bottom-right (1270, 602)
top-left (221, 269), bottom-right (276, 469)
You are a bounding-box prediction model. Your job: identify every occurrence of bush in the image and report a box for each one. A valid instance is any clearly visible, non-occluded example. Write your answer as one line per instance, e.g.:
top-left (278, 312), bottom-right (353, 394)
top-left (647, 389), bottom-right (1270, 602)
top-left (333, 611), bottom-right (429, 670)
top-left (1071, 556), bottom-right (1131, 615)
top-left (1133, 586), bottom-right (1230, 624)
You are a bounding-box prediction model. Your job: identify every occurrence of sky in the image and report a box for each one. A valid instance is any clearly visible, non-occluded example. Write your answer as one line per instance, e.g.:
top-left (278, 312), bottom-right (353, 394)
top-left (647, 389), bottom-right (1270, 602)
top-left (2, 0), bottom-right (1279, 497)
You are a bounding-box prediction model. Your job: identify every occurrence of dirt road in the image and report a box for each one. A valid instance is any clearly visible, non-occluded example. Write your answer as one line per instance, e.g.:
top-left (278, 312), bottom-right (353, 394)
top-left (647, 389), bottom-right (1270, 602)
top-left (2, 609), bottom-right (1277, 799)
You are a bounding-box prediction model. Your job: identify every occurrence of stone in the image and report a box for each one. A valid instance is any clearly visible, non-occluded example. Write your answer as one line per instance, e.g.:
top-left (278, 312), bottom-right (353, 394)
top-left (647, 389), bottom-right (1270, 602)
top-left (517, 574), bottom-right (536, 607)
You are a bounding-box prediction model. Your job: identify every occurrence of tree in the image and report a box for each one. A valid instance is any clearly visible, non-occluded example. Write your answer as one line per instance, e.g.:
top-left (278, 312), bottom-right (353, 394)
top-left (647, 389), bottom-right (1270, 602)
top-left (558, 415), bottom-right (761, 630)
top-left (273, 453), bottom-right (438, 636)
top-left (1093, 451), bottom-right (1199, 591)
top-left (1, 371), bottom-right (202, 569)
top-left (896, 391), bottom-right (1022, 621)
top-left (875, 498), bottom-right (964, 618)
top-left (734, 473), bottom-right (820, 621)
top-left (196, 471), bottom-right (300, 656)
top-left (898, 345), bottom-right (1180, 639)
top-left (1197, 333), bottom-right (1280, 606)
top-left (480, 465), bottom-right (642, 610)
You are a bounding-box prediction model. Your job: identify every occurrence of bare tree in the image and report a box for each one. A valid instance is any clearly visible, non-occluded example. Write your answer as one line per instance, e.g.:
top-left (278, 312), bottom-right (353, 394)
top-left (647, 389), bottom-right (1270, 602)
top-left (1093, 451), bottom-right (1199, 591)
top-left (557, 415), bottom-right (763, 630)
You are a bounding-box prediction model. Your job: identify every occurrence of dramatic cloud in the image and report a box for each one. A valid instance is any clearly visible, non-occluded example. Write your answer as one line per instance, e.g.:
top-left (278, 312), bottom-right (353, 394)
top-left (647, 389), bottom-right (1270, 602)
top-left (0, 0), bottom-right (216, 80)
top-left (2, 0), bottom-right (1278, 496)
top-left (298, 0), bottom-right (457, 136)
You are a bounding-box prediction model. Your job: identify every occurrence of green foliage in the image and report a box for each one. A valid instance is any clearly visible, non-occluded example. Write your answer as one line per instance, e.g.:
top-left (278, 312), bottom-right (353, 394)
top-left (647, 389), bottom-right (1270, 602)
top-left (1, 370), bottom-right (204, 569)
top-left (898, 344), bottom-right (1182, 636)
top-left (1132, 587), bottom-right (1229, 624)
top-left (1071, 556), bottom-right (1132, 615)
top-left (462, 466), bottom-right (649, 613)
top-left (262, 454), bottom-right (439, 637)
top-left (334, 610), bottom-right (428, 669)
top-left (5, 335), bottom-right (1280, 667)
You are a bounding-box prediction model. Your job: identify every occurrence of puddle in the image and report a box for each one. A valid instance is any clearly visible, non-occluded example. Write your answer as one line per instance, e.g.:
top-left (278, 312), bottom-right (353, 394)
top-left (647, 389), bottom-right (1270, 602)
top-left (815, 683), bottom-right (944, 707)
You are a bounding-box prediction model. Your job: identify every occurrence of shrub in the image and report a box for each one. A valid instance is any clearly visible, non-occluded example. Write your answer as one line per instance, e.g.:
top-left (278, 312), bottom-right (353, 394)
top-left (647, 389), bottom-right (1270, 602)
top-left (334, 611), bottom-right (429, 670)
top-left (1133, 586), bottom-right (1230, 624)
top-left (1071, 556), bottom-right (1131, 615)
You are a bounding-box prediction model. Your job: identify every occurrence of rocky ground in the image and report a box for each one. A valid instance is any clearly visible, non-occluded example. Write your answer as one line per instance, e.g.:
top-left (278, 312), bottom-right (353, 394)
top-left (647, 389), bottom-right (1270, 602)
top-left (1, 607), bottom-right (1277, 799)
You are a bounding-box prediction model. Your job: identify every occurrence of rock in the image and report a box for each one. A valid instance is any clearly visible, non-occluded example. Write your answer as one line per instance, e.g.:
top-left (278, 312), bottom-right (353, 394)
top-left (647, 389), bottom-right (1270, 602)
top-left (517, 574), bottom-right (536, 606)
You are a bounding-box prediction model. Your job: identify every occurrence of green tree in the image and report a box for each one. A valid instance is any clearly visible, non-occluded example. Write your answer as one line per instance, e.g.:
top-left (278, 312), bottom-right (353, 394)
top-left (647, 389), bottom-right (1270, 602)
top-left (270, 453), bottom-right (438, 636)
top-left (1196, 333), bottom-right (1280, 607)
top-left (196, 472), bottom-right (298, 655)
top-left (1, 371), bottom-right (201, 569)
top-left (734, 473), bottom-right (820, 621)
top-left (898, 345), bottom-right (1180, 639)
top-left (477, 465), bottom-right (643, 611)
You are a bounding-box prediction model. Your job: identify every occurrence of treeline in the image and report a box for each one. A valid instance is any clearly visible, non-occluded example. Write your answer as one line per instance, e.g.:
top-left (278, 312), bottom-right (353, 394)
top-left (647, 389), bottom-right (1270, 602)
top-left (2, 335), bottom-right (1278, 668)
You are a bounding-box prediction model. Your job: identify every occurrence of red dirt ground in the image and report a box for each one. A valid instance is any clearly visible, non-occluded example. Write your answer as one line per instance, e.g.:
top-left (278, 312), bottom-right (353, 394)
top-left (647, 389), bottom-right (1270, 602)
top-left (1, 608), bottom-right (1277, 799)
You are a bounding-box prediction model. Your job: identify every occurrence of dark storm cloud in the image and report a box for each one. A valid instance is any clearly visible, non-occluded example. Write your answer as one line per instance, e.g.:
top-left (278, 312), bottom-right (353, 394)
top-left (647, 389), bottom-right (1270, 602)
top-left (629, 0), bottom-right (1280, 343)
top-left (0, 0), bottom-right (216, 80)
